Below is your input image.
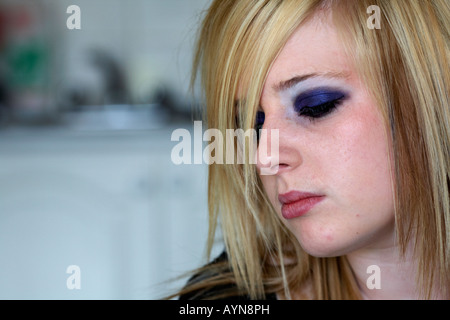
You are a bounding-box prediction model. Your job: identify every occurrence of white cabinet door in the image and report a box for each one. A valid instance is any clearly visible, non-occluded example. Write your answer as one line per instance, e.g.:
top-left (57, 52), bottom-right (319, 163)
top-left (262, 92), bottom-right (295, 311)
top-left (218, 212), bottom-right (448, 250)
top-left (0, 128), bottom-right (211, 299)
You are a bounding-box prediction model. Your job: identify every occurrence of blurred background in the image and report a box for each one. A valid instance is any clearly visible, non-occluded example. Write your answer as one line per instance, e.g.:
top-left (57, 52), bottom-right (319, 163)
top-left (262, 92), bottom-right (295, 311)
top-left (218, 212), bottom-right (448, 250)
top-left (0, 0), bottom-right (221, 299)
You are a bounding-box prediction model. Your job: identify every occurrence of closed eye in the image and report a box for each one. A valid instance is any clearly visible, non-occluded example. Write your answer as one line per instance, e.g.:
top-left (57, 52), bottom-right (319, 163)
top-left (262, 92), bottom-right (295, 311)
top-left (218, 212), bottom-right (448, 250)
top-left (294, 88), bottom-right (347, 121)
top-left (297, 98), bottom-right (344, 120)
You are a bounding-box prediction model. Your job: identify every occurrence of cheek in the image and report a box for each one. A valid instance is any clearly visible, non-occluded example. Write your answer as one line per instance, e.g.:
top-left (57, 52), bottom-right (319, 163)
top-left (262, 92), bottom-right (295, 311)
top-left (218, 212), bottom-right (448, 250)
top-left (327, 101), bottom-right (394, 213)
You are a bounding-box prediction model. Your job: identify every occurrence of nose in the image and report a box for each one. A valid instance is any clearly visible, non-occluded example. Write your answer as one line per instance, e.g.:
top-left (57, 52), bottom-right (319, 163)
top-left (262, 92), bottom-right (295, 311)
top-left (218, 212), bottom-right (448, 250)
top-left (256, 114), bottom-right (303, 176)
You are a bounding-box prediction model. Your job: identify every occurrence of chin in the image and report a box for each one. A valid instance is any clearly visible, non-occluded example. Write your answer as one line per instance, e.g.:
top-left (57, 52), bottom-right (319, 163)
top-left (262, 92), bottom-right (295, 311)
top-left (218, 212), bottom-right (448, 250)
top-left (299, 241), bottom-right (352, 258)
top-left (290, 223), bottom-right (359, 258)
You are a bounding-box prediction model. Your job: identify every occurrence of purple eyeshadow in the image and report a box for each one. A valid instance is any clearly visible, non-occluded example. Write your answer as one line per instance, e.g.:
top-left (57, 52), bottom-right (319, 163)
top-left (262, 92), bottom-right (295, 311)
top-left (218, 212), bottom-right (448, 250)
top-left (256, 111), bottom-right (265, 125)
top-left (294, 88), bottom-right (347, 112)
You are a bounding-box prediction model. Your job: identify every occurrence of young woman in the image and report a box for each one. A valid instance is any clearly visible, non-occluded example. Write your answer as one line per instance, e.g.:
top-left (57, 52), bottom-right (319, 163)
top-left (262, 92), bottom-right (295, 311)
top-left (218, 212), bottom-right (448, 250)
top-left (177, 0), bottom-right (449, 299)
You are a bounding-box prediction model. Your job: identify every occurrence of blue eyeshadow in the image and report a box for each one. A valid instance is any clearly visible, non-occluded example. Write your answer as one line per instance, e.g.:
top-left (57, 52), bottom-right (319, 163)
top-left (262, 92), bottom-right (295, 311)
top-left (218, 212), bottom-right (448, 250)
top-left (255, 111), bottom-right (265, 125)
top-left (294, 88), bottom-right (347, 112)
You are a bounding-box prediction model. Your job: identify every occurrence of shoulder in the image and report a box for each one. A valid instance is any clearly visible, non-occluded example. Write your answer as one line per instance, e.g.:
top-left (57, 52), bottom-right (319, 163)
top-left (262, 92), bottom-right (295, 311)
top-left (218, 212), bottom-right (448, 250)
top-left (178, 251), bottom-right (277, 300)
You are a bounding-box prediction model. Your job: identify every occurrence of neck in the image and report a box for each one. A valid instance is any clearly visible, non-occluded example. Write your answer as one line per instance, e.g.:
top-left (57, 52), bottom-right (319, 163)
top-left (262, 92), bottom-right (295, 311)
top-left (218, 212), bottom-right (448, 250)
top-left (346, 238), bottom-right (443, 300)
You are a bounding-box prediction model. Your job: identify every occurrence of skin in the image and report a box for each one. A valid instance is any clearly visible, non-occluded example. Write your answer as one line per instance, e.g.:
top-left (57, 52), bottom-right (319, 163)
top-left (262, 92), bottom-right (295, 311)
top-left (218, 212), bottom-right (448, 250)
top-left (256, 13), bottom-right (434, 299)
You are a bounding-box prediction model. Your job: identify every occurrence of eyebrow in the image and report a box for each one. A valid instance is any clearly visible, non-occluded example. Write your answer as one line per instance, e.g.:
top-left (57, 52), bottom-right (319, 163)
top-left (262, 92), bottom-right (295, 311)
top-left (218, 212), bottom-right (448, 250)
top-left (272, 71), bottom-right (351, 92)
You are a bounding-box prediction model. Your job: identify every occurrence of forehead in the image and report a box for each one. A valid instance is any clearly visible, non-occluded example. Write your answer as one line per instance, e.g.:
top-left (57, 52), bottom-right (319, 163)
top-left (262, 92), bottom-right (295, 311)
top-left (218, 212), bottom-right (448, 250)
top-left (264, 13), bottom-right (353, 93)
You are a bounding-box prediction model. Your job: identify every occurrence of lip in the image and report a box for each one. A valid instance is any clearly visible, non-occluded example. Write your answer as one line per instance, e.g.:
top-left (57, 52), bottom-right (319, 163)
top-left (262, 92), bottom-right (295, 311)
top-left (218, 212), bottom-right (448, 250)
top-left (278, 191), bottom-right (324, 219)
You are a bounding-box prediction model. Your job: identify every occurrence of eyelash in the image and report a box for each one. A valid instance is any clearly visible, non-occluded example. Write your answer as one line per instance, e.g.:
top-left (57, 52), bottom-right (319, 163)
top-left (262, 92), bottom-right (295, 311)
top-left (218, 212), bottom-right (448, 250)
top-left (254, 97), bottom-right (343, 132)
top-left (297, 98), bottom-right (344, 120)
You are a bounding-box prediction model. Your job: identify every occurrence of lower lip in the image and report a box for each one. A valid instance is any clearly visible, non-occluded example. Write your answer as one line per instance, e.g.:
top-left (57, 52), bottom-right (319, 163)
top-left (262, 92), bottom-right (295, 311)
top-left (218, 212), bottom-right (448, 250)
top-left (281, 196), bottom-right (324, 219)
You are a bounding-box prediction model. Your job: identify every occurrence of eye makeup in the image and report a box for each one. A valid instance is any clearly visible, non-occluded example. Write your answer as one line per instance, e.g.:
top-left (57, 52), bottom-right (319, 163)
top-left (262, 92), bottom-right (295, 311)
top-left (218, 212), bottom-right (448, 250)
top-left (254, 86), bottom-right (348, 130)
top-left (294, 87), bottom-right (347, 120)
top-left (254, 110), bottom-right (265, 141)
top-left (255, 111), bottom-right (265, 131)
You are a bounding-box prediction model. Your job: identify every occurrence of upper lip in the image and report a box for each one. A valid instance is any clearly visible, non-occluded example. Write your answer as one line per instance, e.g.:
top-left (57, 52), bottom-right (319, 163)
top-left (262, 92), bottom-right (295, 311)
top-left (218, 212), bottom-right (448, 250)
top-left (278, 191), bottom-right (322, 205)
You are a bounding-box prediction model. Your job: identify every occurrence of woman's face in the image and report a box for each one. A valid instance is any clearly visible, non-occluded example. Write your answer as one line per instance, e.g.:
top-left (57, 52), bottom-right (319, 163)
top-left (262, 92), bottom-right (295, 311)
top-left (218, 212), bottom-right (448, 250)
top-left (256, 14), bottom-right (395, 257)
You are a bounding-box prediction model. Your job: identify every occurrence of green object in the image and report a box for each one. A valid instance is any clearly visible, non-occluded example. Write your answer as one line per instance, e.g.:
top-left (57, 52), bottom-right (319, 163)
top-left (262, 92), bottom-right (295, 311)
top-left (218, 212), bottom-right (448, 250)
top-left (6, 40), bottom-right (47, 88)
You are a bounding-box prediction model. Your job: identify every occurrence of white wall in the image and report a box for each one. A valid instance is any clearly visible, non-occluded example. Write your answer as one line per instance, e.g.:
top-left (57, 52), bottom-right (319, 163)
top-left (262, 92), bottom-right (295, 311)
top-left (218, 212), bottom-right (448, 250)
top-left (53, 0), bottom-right (210, 106)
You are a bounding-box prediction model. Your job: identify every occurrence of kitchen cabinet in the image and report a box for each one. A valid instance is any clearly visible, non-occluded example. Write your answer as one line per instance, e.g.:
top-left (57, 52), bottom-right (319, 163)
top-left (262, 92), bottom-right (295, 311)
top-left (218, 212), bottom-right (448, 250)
top-left (0, 125), bottom-right (215, 299)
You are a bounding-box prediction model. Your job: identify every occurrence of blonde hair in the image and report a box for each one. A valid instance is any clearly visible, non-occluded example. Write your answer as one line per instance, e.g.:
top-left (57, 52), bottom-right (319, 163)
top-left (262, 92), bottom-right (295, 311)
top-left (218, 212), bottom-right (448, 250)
top-left (187, 0), bottom-right (449, 299)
